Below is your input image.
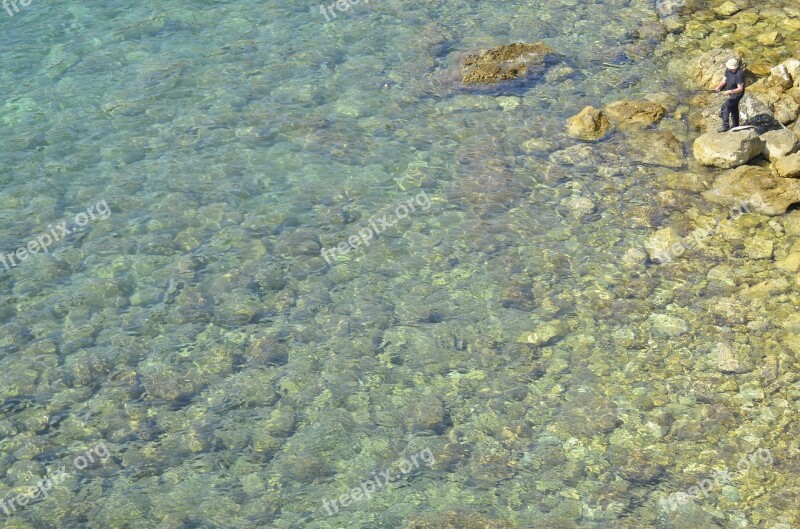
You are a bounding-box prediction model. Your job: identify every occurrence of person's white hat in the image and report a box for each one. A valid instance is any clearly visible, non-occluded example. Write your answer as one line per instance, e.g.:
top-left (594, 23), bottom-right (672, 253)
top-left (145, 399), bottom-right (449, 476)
top-left (726, 58), bottom-right (739, 69)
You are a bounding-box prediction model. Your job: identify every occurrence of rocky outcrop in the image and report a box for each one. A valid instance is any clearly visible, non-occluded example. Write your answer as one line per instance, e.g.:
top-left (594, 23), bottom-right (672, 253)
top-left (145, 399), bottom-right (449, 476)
top-left (702, 165), bottom-right (800, 215)
top-left (624, 131), bottom-right (684, 168)
top-left (602, 100), bottom-right (666, 129)
top-left (461, 42), bottom-right (553, 84)
top-left (693, 129), bottom-right (765, 168)
top-left (670, 48), bottom-right (742, 90)
top-left (689, 93), bottom-right (782, 134)
top-left (566, 106), bottom-right (612, 141)
top-left (775, 152), bottom-right (800, 178)
top-left (760, 129), bottom-right (799, 161)
top-left (740, 95), bottom-right (783, 133)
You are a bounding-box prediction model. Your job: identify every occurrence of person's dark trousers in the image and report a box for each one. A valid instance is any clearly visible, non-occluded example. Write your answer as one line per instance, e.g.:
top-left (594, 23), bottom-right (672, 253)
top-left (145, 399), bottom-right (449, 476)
top-left (720, 94), bottom-right (744, 129)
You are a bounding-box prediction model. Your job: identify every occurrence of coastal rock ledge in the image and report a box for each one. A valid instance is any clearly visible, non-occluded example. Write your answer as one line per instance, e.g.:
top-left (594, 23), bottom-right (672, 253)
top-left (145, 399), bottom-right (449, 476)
top-left (693, 129), bottom-right (765, 168)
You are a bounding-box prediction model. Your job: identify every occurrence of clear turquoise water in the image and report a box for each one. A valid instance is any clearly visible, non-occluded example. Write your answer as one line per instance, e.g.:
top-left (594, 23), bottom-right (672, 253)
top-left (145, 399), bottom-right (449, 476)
top-left (1, 0), bottom-right (798, 528)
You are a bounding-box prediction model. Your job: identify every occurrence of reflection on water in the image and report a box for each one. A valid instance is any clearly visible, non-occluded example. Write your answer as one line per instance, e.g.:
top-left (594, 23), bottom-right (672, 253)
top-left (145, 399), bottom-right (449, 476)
top-left (1, 0), bottom-right (799, 527)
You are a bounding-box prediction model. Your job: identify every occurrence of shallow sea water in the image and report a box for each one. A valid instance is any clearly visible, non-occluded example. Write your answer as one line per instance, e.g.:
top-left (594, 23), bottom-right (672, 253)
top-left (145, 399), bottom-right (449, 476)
top-left (1, 0), bottom-right (800, 528)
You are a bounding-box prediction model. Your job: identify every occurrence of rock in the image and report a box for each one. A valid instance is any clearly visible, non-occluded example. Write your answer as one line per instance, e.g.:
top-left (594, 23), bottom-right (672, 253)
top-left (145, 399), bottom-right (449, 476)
top-left (689, 93), bottom-right (781, 134)
top-left (461, 42), bottom-right (553, 84)
top-left (518, 321), bottom-right (568, 346)
top-left (756, 32), bottom-right (782, 46)
top-left (783, 58), bottom-right (800, 83)
top-left (566, 106), bottom-right (612, 141)
top-left (760, 129), bottom-right (799, 161)
top-left (648, 313), bottom-right (688, 337)
top-left (740, 95), bottom-right (782, 133)
top-left (702, 165), bottom-right (800, 215)
top-left (624, 131), bottom-right (684, 168)
top-left (766, 64), bottom-right (794, 91)
top-left (602, 100), bottom-right (666, 128)
top-left (693, 129), bottom-right (765, 168)
top-left (672, 48), bottom-right (740, 89)
top-left (743, 236), bottom-right (773, 259)
top-left (644, 227), bottom-right (683, 263)
top-left (775, 152), bottom-right (800, 177)
top-left (714, 342), bottom-right (753, 374)
top-left (773, 95), bottom-right (800, 124)
top-left (713, 1), bottom-right (740, 16)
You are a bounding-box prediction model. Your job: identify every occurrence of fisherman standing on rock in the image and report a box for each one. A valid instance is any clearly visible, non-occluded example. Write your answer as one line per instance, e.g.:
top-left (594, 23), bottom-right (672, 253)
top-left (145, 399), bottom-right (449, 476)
top-left (714, 58), bottom-right (746, 132)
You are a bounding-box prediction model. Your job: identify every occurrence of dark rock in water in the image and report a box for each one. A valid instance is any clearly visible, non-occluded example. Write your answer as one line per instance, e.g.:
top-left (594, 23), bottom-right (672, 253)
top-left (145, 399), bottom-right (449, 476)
top-left (461, 42), bottom-right (553, 84)
top-left (740, 95), bottom-right (784, 135)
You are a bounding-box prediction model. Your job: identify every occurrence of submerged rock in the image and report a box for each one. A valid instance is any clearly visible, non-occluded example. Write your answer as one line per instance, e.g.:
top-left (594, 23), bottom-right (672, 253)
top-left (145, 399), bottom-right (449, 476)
top-left (693, 128), bottom-right (765, 168)
top-left (760, 128), bottom-right (799, 161)
top-left (461, 42), bottom-right (553, 84)
top-left (702, 165), bottom-right (800, 215)
top-left (644, 227), bottom-right (683, 263)
top-left (566, 106), bottom-right (612, 141)
top-left (602, 100), bottom-right (666, 129)
top-left (624, 130), bottom-right (684, 168)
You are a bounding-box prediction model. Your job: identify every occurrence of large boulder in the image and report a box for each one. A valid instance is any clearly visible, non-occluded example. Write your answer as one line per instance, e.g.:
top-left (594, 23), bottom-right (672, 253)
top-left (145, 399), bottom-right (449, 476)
top-left (693, 129), bottom-right (765, 168)
top-left (566, 106), bottom-right (612, 141)
top-left (702, 165), bottom-right (800, 215)
top-left (461, 42), bottom-right (553, 84)
top-left (602, 100), bottom-right (666, 129)
top-left (775, 152), bottom-right (800, 177)
top-left (740, 94), bottom-right (783, 133)
top-left (760, 129), bottom-right (799, 161)
top-left (670, 48), bottom-right (741, 89)
top-left (624, 131), bottom-right (684, 168)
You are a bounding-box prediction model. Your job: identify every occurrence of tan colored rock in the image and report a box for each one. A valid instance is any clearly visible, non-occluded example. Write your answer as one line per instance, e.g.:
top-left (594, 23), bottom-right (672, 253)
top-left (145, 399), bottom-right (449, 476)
top-left (702, 165), bottom-right (800, 215)
top-left (713, 1), bottom-right (740, 16)
top-left (760, 129), bottom-right (799, 161)
top-left (757, 31), bottom-right (782, 46)
top-left (624, 131), bottom-right (684, 168)
top-left (693, 129), bottom-right (765, 168)
top-left (714, 342), bottom-right (753, 374)
top-left (781, 58), bottom-right (800, 83)
top-left (773, 95), bottom-right (800, 124)
top-left (671, 48), bottom-right (740, 90)
top-left (775, 152), bottom-right (800, 177)
top-left (644, 227), bottom-right (683, 263)
top-left (461, 42), bottom-right (553, 84)
top-left (766, 64), bottom-right (794, 90)
top-left (602, 100), bottom-right (666, 129)
top-left (566, 106), bottom-right (612, 141)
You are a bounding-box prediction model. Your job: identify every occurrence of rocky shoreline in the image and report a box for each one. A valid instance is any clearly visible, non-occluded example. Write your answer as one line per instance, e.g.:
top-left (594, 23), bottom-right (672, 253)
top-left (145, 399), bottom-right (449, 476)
top-left (454, 2), bottom-right (800, 528)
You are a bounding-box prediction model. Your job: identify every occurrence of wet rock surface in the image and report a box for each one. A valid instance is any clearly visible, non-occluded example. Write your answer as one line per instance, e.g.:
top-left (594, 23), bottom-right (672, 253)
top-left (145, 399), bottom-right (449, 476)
top-left (702, 165), bottom-right (800, 215)
top-left (461, 42), bottom-right (554, 84)
top-left (602, 100), bottom-right (666, 129)
top-left (566, 106), bottom-right (612, 141)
